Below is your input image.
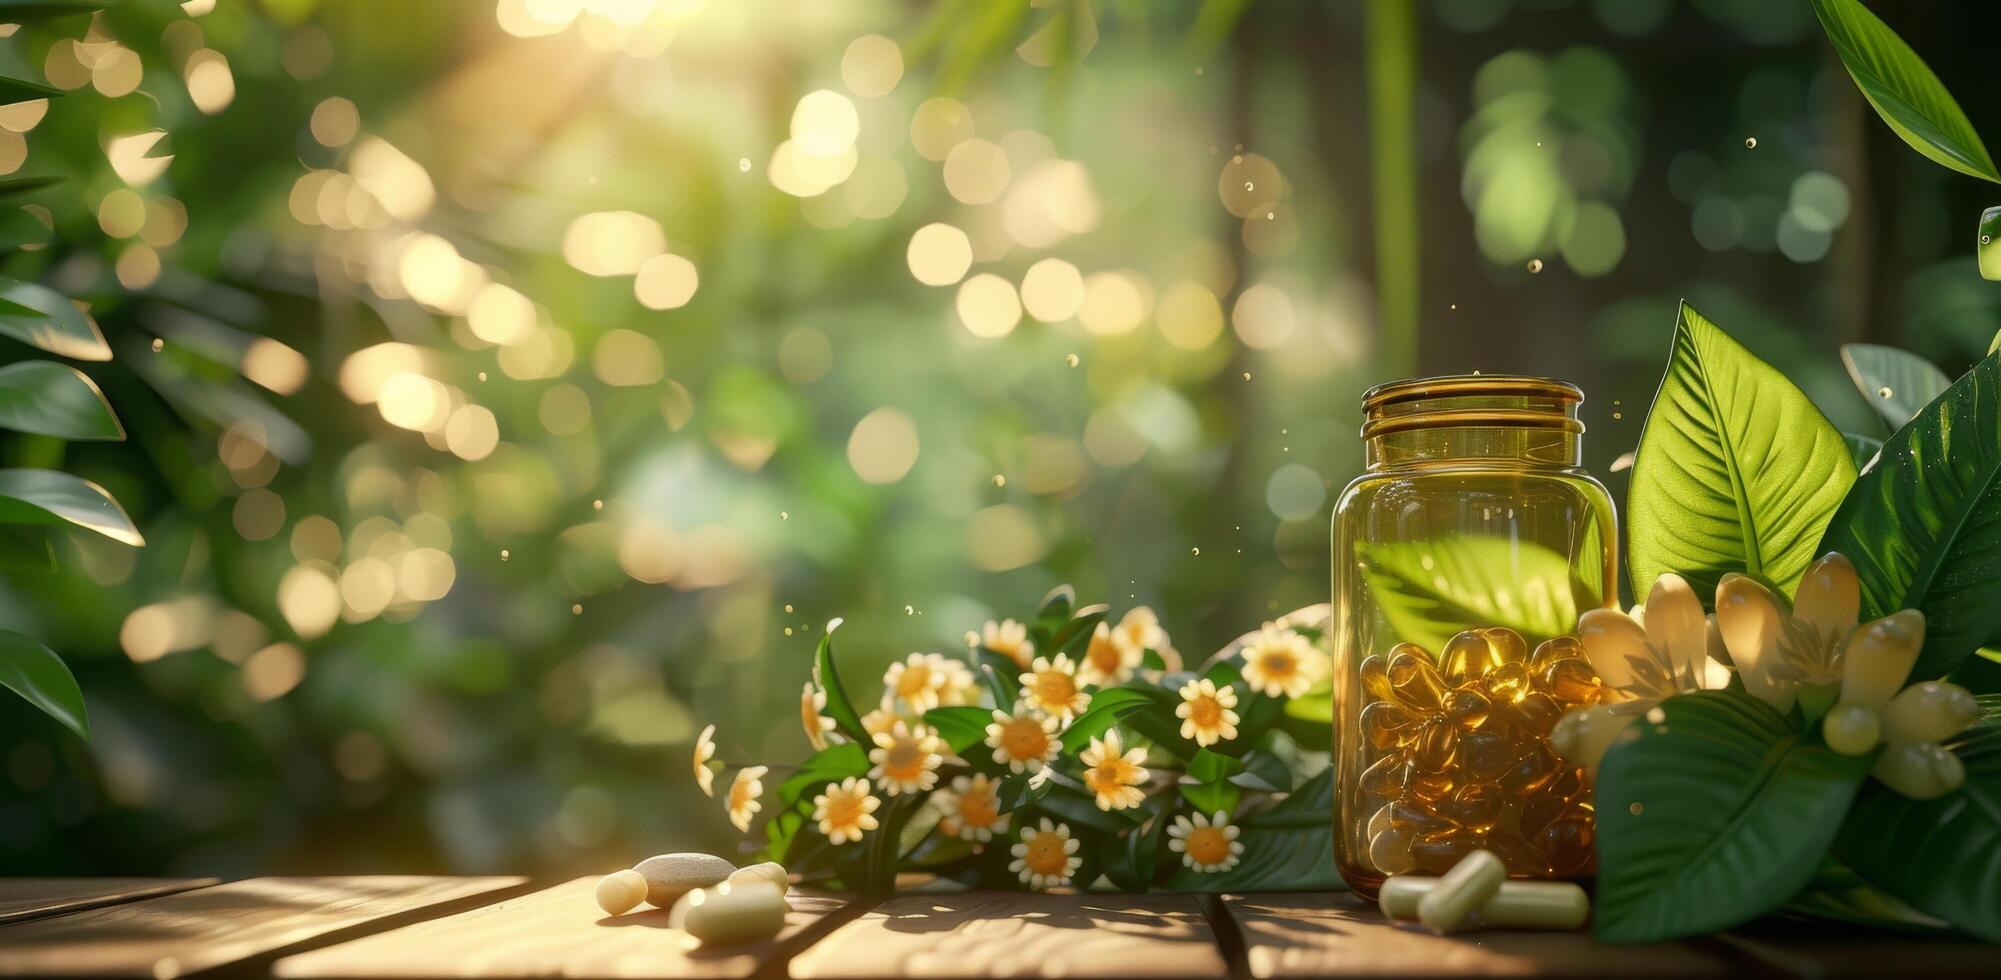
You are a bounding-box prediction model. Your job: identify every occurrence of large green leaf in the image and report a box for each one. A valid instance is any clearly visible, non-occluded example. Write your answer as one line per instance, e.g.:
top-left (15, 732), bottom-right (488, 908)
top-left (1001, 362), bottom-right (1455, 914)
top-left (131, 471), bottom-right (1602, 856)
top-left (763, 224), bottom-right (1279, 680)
top-left (1836, 723), bottom-right (2001, 941)
top-left (0, 276), bottom-right (110, 362)
top-left (0, 468), bottom-right (142, 546)
top-left (0, 361), bottom-right (122, 440)
top-left (1841, 343), bottom-right (1952, 429)
top-left (1842, 433), bottom-right (1883, 470)
top-left (0, 75), bottom-right (58, 107)
top-left (1161, 766), bottom-right (1342, 892)
top-left (1811, 0), bottom-right (1999, 183)
top-left (0, 1), bottom-right (111, 21)
top-left (922, 705), bottom-right (992, 755)
top-left (1819, 353), bottom-right (2001, 680)
top-left (813, 620), bottom-right (867, 744)
top-left (1356, 534), bottom-right (1593, 652)
top-left (1628, 302), bottom-right (1856, 599)
top-left (0, 629), bottom-right (87, 740)
top-left (1594, 689), bottom-right (1871, 943)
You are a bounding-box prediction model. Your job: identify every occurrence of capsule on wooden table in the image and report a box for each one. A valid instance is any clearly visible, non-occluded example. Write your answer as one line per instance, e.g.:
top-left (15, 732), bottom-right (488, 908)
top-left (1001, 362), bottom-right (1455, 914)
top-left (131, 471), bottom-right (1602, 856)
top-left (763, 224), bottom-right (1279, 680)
top-left (1417, 849), bottom-right (1506, 934)
top-left (1380, 875), bottom-right (1590, 931)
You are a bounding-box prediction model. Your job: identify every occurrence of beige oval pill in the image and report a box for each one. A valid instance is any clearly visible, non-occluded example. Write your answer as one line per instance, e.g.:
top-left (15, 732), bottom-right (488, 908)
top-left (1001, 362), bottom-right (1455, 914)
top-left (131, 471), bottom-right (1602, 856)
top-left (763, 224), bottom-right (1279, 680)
top-left (671, 881), bottom-right (788, 947)
top-left (634, 852), bottom-right (735, 908)
top-left (595, 869), bottom-right (648, 916)
top-left (728, 861), bottom-right (790, 894)
top-left (1417, 849), bottom-right (1506, 934)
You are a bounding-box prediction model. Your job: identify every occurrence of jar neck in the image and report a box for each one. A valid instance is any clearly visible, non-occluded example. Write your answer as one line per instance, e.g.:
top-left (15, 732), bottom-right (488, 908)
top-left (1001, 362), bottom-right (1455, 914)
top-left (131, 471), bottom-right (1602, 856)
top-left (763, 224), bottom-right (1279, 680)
top-left (1359, 374), bottom-right (1586, 471)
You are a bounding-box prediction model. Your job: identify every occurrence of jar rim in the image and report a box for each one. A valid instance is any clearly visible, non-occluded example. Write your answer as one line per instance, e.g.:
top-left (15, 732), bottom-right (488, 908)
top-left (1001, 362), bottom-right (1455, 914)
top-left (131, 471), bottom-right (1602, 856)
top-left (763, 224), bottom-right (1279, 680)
top-left (1361, 374), bottom-right (1583, 411)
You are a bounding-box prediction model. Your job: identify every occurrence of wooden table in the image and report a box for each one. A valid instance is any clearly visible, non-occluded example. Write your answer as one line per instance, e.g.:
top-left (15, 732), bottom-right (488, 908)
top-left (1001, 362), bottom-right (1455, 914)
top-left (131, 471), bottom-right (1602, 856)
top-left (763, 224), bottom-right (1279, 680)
top-left (0, 877), bottom-right (1986, 978)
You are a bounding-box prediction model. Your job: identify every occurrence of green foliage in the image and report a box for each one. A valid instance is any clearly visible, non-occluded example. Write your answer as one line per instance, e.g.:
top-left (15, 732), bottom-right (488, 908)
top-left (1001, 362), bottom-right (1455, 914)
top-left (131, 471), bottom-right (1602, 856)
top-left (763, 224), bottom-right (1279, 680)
top-left (1593, 690), bottom-right (1872, 943)
top-left (1836, 721), bottom-right (2001, 941)
top-left (0, 629), bottom-right (87, 740)
top-left (1056, 687), bottom-right (1152, 752)
top-left (1841, 343), bottom-right (1951, 430)
top-left (1628, 302), bottom-right (1856, 598)
top-left (1161, 767), bottom-right (1339, 892)
top-left (814, 621), bottom-right (868, 744)
top-left (1810, 0), bottom-right (2000, 183)
top-left (1842, 433), bottom-right (1883, 470)
top-left (0, 469), bottom-right (143, 547)
top-left (1819, 353), bottom-right (2001, 681)
top-left (0, 75), bottom-right (59, 106)
top-left (0, 362), bottom-right (122, 441)
top-left (922, 705), bottom-right (992, 754)
top-left (0, 277), bottom-right (110, 362)
top-left (1357, 535), bottom-right (1590, 651)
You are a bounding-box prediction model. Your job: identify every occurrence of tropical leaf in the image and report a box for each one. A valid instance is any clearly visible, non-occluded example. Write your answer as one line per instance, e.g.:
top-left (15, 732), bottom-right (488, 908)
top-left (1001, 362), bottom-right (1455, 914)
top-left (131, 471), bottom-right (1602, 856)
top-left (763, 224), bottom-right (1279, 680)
top-left (922, 705), bottom-right (991, 755)
top-left (0, 629), bottom-right (87, 740)
top-left (1835, 722), bottom-right (2001, 941)
top-left (1819, 352), bottom-right (2001, 680)
top-left (1811, 0), bottom-right (2000, 183)
top-left (0, 175), bottom-right (60, 199)
top-left (1161, 767), bottom-right (1341, 892)
top-left (813, 620), bottom-right (867, 743)
top-left (1628, 302), bottom-right (1856, 599)
top-left (1356, 534), bottom-right (1594, 652)
top-left (0, 468), bottom-right (142, 545)
top-left (0, 75), bottom-right (59, 107)
top-left (1843, 433), bottom-right (1883, 470)
top-left (1594, 690), bottom-right (1871, 942)
top-left (0, 361), bottom-right (122, 440)
top-left (0, 276), bottom-right (110, 361)
top-left (1841, 343), bottom-right (1951, 429)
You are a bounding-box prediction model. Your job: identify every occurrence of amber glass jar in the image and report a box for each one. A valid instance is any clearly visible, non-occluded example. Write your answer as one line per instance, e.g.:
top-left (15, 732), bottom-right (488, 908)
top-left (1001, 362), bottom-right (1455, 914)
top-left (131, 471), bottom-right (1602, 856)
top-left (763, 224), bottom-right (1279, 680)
top-left (1330, 375), bottom-right (1617, 898)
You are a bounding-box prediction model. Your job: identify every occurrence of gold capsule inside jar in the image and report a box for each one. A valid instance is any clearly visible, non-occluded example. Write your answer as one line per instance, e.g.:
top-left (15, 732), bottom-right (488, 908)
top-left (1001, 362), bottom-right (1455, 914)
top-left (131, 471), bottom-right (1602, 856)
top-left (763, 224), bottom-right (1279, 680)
top-left (1355, 627), bottom-right (1600, 878)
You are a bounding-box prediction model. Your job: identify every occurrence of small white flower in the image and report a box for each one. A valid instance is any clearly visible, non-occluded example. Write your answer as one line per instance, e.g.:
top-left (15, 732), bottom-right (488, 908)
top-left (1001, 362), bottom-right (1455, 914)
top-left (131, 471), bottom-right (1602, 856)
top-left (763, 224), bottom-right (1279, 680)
top-left (984, 705), bottom-right (1061, 773)
top-left (1166, 810), bottom-right (1243, 873)
top-left (726, 765), bottom-right (767, 832)
top-left (884, 653), bottom-right (953, 713)
top-left (1175, 678), bottom-right (1241, 746)
top-left (932, 773), bottom-right (1008, 842)
top-left (1077, 622), bottom-right (1141, 688)
top-left (691, 723), bottom-right (717, 797)
top-left (812, 776), bottom-right (881, 845)
top-left (977, 618), bottom-right (1036, 670)
top-left (1078, 728), bottom-right (1148, 811)
top-left (1008, 817), bottom-right (1081, 890)
top-left (800, 682), bottom-right (837, 750)
top-left (868, 720), bottom-right (946, 796)
top-left (1240, 626), bottom-right (1326, 699)
top-left (1020, 654), bottom-right (1091, 723)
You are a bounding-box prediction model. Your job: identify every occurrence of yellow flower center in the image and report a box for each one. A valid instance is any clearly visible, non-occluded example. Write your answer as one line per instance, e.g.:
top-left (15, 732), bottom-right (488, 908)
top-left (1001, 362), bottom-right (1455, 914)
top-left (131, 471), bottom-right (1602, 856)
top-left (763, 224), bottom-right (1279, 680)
top-left (1023, 833), bottom-right (1068, 875)
top-left (999, 717), bottom-right (1049, 760)
top-left (1188, 695), bottom-right (1222, 728)
top-left (1185, 826), bottom-right (1231, 865)
top-left (896, 664), bottom-right (935, 699)
top-left (1259, 650), bottom-right (1297, 678)
top-left (882, 738), bottom-right (926, 779)
top-left (1087, 637), bottom-right (1122, 675)
top-left (1033, 670), bottom-right (1078, 708)
top-left (825, 791), bottom-right (865, 828)
top-left (957, 788), bottom-right (999, 828)
top-left (730, 781), bottom-right (755, 811)
top-left (1085, 758), bottom-right (1137, 795)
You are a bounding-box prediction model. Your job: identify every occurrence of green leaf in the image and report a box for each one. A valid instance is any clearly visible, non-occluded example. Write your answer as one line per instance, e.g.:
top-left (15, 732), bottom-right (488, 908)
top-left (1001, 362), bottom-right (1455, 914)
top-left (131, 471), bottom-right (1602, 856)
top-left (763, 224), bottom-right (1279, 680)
top-left (1811, 0), bottom-right (2000, 183)
top-left (0, 75), bottom-right (59, 107)
top-left (1277, 685), bottom-right (1333, 752)
top-left (1179, 748), bottom-right (1244, 815)
top-left (0, 629), bottom-right (87, 740)
top-left (1841, 343), bottom-right (1952, 429)
top-left (1034, 785), bottom-right (1137, 833)
top-left (0, 207), bottom-right (51, 250)
top-left (775, 741), bottom-right (868, 809)
top-left (1034, 583), bottom-right (1075, 624)
top-left (0, 361), bottom-right (122, 440)
top-left (0, 276), bottom-right (110, 362)
top-left (0, 175), bottom-right (60, 200)
top-left (1784, 859), bottom-right (1953, 935)
top-left (0, 468), bottom-right (142, 546)
top-left (1161, 767), bottom-right (1342, 892)
top-left (1836, 722), bottom-right (2001, 940)
top-left (1593, 690), bottom-right (1872, 942)
top-left (1050, 603), bottom-right (1108, 659)
top-left (813, 620), bottom-right (868, 744)
top-left (1819, 352), bottom-right (2001, 680)
top-left (1103, 796), bottom-right (1172, 891)
top-left (1629, 302), bottom-right (1856, 599)
top-left (1843, 433), bottom-right (1883, 470)
top-left (1057, 687), bottom-right (1152, 752)
top-left (1356, 534), bottom-right (1594, 652)
top-left (922, 705), bottom-right (991, 755)
top-left (1228, 749), bottom-right (1292, 793)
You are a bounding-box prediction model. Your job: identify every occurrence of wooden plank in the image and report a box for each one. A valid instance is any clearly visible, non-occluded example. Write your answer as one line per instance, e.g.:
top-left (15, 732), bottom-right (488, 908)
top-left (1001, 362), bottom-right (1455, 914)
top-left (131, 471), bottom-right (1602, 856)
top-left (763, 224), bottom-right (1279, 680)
top-left (273, 875), bottom-right (854, 978)
top-left (0, 875), bottom-right (524, 977)
top-left (0, 878), bottom-right (219, 925)
top-left (1223, 892), bottom-right (1734, 977)
top-left (1717, 921), bottom-right (1999, 977)
top-left (789, 891), bottom-right (1230, 978)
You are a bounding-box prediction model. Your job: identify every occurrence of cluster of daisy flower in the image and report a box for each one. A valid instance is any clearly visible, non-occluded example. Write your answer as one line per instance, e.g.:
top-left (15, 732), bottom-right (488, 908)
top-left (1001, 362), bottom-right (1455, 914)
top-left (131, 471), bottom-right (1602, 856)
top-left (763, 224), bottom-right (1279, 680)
top-left (691, 597), bottom-right (1333, 892)
top-left (1550, 552), bottom-right (1973, 799)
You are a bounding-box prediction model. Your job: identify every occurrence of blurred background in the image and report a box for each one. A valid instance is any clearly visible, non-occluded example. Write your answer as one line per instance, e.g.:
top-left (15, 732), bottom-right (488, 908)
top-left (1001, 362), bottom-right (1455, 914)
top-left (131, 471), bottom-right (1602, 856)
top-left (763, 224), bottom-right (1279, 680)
top-left (3, 0), bottom-right (1996, 878)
